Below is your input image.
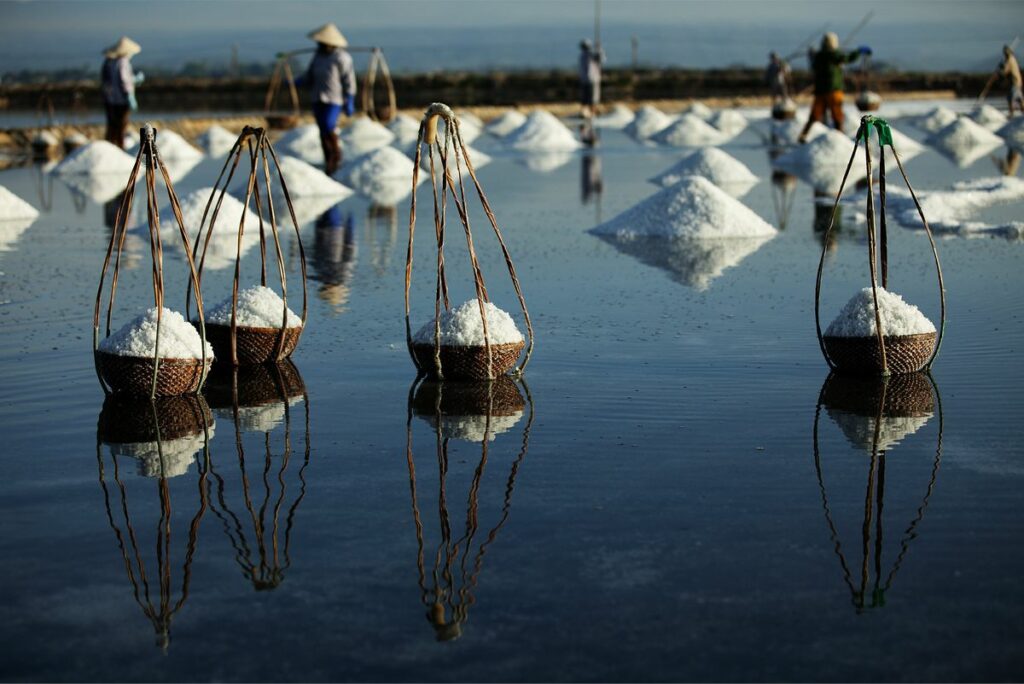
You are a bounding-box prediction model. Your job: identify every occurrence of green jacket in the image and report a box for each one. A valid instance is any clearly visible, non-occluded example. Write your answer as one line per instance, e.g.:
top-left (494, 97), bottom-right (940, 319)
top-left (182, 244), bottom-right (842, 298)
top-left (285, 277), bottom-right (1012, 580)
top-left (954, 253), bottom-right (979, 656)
top-left (810, 47), bottom-right (860, 94)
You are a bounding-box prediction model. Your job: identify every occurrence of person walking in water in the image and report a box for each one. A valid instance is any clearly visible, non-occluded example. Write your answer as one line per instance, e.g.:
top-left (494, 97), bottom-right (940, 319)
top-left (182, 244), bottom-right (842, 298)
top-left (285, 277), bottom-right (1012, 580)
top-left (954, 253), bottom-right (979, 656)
top-left (997, 44), bottom-right (1023, 116)
top-left (100, 36), bottom-right (143, 149)
top-left (578, 39), bottom-right (605, 120)
top-left (299, 23), bottom-right (357, 175)
top-left (798, 32), bottom-right (870, 143)
top-left (765, 51), bottom-right (791, 105)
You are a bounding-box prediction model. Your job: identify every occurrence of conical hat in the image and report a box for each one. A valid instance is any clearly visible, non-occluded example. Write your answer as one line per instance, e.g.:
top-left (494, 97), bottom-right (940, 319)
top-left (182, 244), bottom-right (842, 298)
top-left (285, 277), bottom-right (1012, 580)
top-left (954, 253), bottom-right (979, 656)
top-left (308, 23), bottom-right (348, 48)
top-left (104, 36), bottom-right (141, 59)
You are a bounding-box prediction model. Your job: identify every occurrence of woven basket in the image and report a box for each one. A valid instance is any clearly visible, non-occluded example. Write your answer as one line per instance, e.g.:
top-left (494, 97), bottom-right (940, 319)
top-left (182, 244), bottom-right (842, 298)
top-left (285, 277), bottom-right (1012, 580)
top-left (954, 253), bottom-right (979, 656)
top-left (204, 360), bottom-right (306, 409)
top-left (201, 323), bottom-right (302, 366)
top-left (820, 372), bottom-right (934, 418)
top-left (412, 375), bottom-right (525, 418)
top-left (823, 332), bottom-right (936, 376)
top-left (411, 341), bottom-right (524, 380)
top-left (265, 114), bottom-right (299, 130)
top-left (856, 98), bottom-right (882, 112)
top-left (98, 394), bottom-right (213, 444)
top-left (96, 350), bottom-right (211, 397)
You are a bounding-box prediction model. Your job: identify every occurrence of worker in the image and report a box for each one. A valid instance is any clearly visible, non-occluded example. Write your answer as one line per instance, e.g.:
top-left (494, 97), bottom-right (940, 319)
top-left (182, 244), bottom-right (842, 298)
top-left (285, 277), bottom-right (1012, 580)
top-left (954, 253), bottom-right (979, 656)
top-left (798, 32), bottom-right (870, 143)
top-left (100, 36), bottom-right (143, 149)
top-left (765, 52), bottom-right (792, 105)
top-left (998, 44), bottom-right (1024, 116)
top-left (299, 23), bottom-right (357, 175)
top-left (578, 39), bottom-right (605, 120)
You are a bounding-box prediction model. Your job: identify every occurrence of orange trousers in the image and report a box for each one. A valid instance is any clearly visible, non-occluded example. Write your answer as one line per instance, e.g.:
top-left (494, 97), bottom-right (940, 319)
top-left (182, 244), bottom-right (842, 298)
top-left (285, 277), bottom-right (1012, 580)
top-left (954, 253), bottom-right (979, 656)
top-left (801, 91), bottom-right (845, 138)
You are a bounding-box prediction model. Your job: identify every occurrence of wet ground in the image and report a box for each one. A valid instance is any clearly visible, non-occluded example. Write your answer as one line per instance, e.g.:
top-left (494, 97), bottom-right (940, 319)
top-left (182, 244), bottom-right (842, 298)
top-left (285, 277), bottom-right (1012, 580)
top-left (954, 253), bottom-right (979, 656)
top-left (0, 100), bottom-right (1022, 682)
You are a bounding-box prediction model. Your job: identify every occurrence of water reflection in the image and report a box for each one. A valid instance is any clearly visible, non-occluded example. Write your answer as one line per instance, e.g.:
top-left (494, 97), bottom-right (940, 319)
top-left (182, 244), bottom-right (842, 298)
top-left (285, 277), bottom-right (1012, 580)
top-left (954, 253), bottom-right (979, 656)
top-left (310, 204), bottom-right (358, 313)
top-left (992, 148), bottom-right (1021, 177)
top-left (771, 169), bottom-right (797, 231)
top-left (95, 395), bottom-right (214, 650)
top-left (580, 152), bottom-right (603, 207)
top-left (405, 376), bottom-right (534, 640)
top-left (812, 372), bottom-right (943, 613)
top-left (366, 203), bottom-right (397, 276)
top-left (204, 361), bottom-right (311, 591)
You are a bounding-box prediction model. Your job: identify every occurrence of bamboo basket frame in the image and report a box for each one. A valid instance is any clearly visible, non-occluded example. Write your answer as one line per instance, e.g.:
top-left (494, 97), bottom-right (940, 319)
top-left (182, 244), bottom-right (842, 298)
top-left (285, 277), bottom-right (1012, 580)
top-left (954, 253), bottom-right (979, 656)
top-left (814, 115), bottom-right (946, 376)
top-left (264, 56), bottom-right (301, 130)
top-left (93, 124), bottom-right (210, 398)
top-left (404, 102), bottom-right (535, 381)
top-left (361, 47), bottom-right (397, 123)
top-left (188, 126), bottom-right (308, 366)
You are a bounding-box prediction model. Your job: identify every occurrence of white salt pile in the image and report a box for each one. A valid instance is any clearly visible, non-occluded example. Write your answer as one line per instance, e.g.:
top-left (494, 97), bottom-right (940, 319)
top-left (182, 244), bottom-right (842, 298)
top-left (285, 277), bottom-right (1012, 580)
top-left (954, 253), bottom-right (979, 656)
top-left (152, 129), bottom-right (203, 162)
top-left (997, 117), bottom-right (1024, 150)
top-left (340, 146), bottom-right (420, 201)
top-left (109, 426), bottom-right (215, 478)
top-left (910, 106), bottom-right (958, 134)
top-left (624, 105), bottom-right (674, 139)
top-left (418, 144), bottom-right (492, 173)
top-left (682, 102), bottom-right (714, 119)
top-left (505, 110), bottom-right (582, 151)
top-left (486, 110), bottom-right (528, 137)
top-left (54, 140), bottom-right (137, 177)
top-left (339, 117), bottom-right (396, 151)
top-left (708, 109), bottom-right (747, 136)
top-left (595, 104), bottom-right (635, 129)
top-left (828, 408), bottom-right (932, 453)
top-left (458, 111), bottom-right (485, 129)
top-left (970, 104), bottom-right (1008, 131)
top-left (387, 113), bottom-right (421, 146)
top-left (32, 130), bottom-right (59, 149)
top-left (123, 131), bottom-right (139, 150)
top-left (59, 174), bottom-right (130, 204)
top-left (825, 287), bottom-right (935, 338)
top-left (770, 119), bottom-right (828, 145)
top-left (889, 176), bottom-right (1024, 233)
top-left (772, 129), bottom-right (866, 195)
top-left (206, 285), bottom-right (303, 328)
top-left (927, 117), bottom-right (1004, 167)
top-left (277, 155), bottom-right (354, 199)
top-left (198, 124), bottom-right (238, 157)
top-left (426, 410), bottom-right (524, 443)
top-left (648, 148), bottom-right (758, 196)
top-left (869, 124), bottom-right (924, 161)
top-left (165, 186), bottom-right (260, 270)
top-left (0, 185), bottom-right (41, 222)
top-left (443, 112), bottom-right (483, 144)
top-left (276, 124), bottom-right (324, 164)
top-left (0, 218), bottom-right (34, 253)
top-left (652, 114), bottom-right (730, 147)
top-left (99, 307), bottom-right (214, 359)
top-left (592, 176), bottom-right (776, 239)
top-left (413, 298), bottom-right (524, 347)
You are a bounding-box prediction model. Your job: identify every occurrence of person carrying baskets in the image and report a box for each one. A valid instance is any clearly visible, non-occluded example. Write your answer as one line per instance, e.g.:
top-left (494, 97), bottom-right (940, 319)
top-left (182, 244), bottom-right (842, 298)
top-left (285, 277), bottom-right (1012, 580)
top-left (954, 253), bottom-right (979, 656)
top-left (296, 23), bottom-right (357, 175)
top-left (797, 32), bottom-right (870, 143)
top-left (997, 44), bottom-right (1024, 117)
top-left (100, 36), bottom-right (144, 149)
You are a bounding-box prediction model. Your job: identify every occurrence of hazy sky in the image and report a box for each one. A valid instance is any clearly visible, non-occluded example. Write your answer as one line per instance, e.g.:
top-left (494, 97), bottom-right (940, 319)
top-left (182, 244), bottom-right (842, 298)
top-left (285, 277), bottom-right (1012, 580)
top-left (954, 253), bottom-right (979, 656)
top-left (0, 0), bottom-right (1019, 72)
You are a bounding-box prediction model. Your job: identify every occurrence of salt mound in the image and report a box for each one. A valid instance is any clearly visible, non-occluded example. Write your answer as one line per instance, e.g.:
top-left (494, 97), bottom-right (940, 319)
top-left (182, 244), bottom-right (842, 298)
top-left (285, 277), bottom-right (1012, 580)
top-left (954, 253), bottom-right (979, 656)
top-left (506, 111), bottom-right (582, 151)
top-left (682, 102), bottom-right (713, 119)
top-left (341, 146), bottom-right (418, 187)
top-left (198, 124), bottom-right (238, 157)
top-left (772, 129), bottom-right (866, 194)
top-left (123, 131), bottom-right (139, 150)
top-left (970, 104), bottom-right (1008, 131)
top-left (486, 110), bottom-right (528, 137)
top-left (387, 113), bottom-right (421, 146)
top-left (54, 140), bottom-right (137, 176)
top-left (708, 109), bottom-right (747, 136)
top-left (206, 285), bottom-right (303, 328)
top-left (458, 111), bottom-right (485, 129)
top-left (339, 117), bottom-right (395, 147)
top-left (276, 124), bottom-right (323, 163)
top-left (413, 298), bottom-right (524, 347)
top-left (624, 105), bottom-right (674, 139)
top-left (649, 148), bottom-right (758, 195)
top-left (592, 176), bottom-right (776, 239)
top-left (412, 142), bottom-right (492, 173)
top-left (152, 130), bottom-right (203, 161)
top-left (825, 287), bottom-right (935, 338)
top-left (653, 114), bottom-right (730, 147)
top-left (594, 233), bottom-right (774, 291)
top-left (166, 186), bottom-right (260, 270)
top-left (595, 104), bottom-right (635, 129)
top-left (0, 218), bottom-right (34, 252)
top-left (771, 120), bottom-right (829, 145)
top-left (277, 155), bottom-right (353, 198)
top-left (99, 307), bottom-right (214, 359)
top-left (0, 185), bottom-right (40, 222)
top-left (890, 176), bottom-right (1024, 233)
top-left (439, 112), bottom-right (483, 144)
top-left (869, 125), bottom-right (924, 161)
top-left (927, 117), bottom-right (1004, 167)
top-left (828, 409), bottom-right (931, 453)
top-left (997, 117), bottom-right (1024, 150)
top-left (911, 106), bottom-right (958, 134)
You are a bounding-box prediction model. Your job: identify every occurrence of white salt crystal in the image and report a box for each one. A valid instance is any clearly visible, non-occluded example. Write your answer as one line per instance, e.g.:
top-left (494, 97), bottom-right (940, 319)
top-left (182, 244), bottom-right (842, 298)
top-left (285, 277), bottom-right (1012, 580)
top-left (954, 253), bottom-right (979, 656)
top-left (0, 218), bottom-right (34, 253)
top-left (108, 422), bottom-right (216, 479)
top-left (595, 104), bottom-right (635, 129)
top-left (682, 102), bottom-right (713, 119)
top-left (163, 186), bottom-right (260, 270)
top-left (0, 185), bottom-right (40, 222)
top-left (505, 110), bottom-right (582, 151)
top-left (868, 124), bottom-right (924, 161)
top-left (592, 176), bottom-right (776, 239)
top-left (486, 110), bottom-right (528, 137)
top-left (339, 117), bottom-right (396, 147)
top-left (413, 298), bottom-right (524, 347)
top-left (276, 124), bottom-right (324, 163)
top-left (708, 109), bottom-right (748, 136)
top-left (652, 114), bottom-right (730, 147)
top-left (648, 148), bottom-right (758, 195)
top-left (340, 146), bottom-right (423, 205)
top-left (412, 142), bottom-right (492, 173)
top-left (458, 111), bottom-right (485, 129)
top-left (99, 307), bottom-right (214, 359)
top-left (152, 129), bottom-right (203, 162)
top-left (198, 124), bottom-right (239, 157)
top-left (927, 117), bottom-right (1004, 167)
top-left (54, 140), bottom-right (137, 177)
top-left (387, 113), bottom-right (421, 146)
top-left (890, 176), bottom-right (1024, 233)
top-left (970, 104), bottom-right (1008, 131)
top-left (439, 112), bottom-right (483, 144)
top-left (276, 155), bottom-right (354, 198)
top-left (206, 285), bottom-right (303, 328)
top-left (825, 287), bottom-right (936, 338)
top-left (624, 105), bottom-right (674, 139)
top-left (772, 129), bottom-right (866, 194)
top-left (828, 409), bottom-right (931, 453)
top-left (910, 106), bottom-right (958, 134)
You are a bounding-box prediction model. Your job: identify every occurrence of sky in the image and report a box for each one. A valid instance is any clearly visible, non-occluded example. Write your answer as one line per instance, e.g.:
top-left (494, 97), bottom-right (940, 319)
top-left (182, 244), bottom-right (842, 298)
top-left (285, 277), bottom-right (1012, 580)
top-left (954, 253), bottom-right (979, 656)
top-left (0, 0), bottom-right (1019, 73)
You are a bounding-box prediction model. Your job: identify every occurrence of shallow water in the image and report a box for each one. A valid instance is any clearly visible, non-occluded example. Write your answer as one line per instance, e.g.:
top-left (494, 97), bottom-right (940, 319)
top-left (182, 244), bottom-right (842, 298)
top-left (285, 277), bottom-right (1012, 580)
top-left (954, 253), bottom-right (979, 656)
top-left (1, 101), bottom-right (1023, 682)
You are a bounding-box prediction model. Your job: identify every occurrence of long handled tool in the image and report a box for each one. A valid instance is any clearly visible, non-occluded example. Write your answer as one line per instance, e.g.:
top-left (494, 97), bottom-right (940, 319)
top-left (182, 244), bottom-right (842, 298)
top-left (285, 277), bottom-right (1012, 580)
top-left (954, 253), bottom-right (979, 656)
top-left (976, 36), bottom-right (1020, 104)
